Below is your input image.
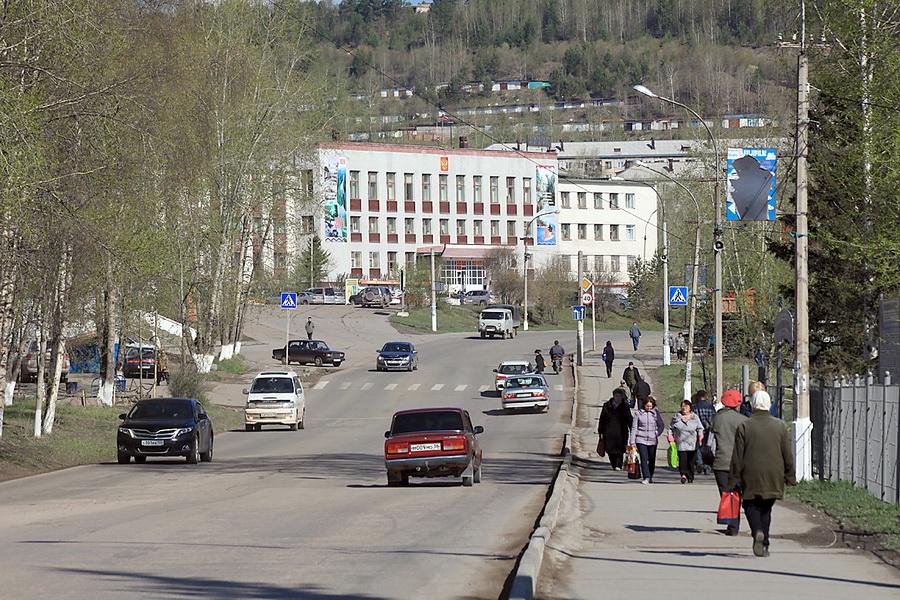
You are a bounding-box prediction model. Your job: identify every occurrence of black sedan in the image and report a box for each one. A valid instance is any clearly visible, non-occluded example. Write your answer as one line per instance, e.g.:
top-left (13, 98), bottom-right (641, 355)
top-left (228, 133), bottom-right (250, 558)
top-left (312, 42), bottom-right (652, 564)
top-left (123, 347), bottom-right (156, 378)
top-left (376, 341), bottom-right (418, 371)
top-left (117, 398), bottom-right (214, 464)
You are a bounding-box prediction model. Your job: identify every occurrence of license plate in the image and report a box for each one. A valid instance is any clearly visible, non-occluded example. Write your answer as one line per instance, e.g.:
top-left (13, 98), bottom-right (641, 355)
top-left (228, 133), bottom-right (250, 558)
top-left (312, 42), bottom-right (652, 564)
top-left (410, 443), bottom-right (441, 452)
top-left (141, 440), bottom-right (164, 446)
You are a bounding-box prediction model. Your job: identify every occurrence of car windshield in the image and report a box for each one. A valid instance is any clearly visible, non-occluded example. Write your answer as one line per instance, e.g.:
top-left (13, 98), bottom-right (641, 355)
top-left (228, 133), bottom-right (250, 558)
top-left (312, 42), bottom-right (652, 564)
top-left (313, 342), bottom-right (328, 351)
top-left (250, 377), bottom-right (294, 394)
top-left (129, 400), bottom-right (191, 420)
top-left (507, 376), bottom-right (544, 388)
top-left (392, 411), bottom-right (463, 434)
top-left (126, 348), bottom-right (154, 360)
top-left (481, 311), bottom-right (504, 319)
top-left (382, 343), bottom-right (410, 353)
top-left (467, 291), bottom-right (486, 297)
top-left (500, 364), bottom-right (529, 375)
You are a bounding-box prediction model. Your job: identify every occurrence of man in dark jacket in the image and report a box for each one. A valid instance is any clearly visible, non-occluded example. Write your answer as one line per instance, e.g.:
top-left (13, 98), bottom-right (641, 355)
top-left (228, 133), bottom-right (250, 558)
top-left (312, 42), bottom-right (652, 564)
top-left (710, 390), bottom-right (747, 535)
top-left (728, 390), bottom-right (797, 557)
top-left (693, 389), bottom-right (716, 474)
top-left (598, 388), bottom-right (633, 470)
top-left (633, 379), bottom-right (651, 409)
top-left (622, 362), bottom-right (641, 398)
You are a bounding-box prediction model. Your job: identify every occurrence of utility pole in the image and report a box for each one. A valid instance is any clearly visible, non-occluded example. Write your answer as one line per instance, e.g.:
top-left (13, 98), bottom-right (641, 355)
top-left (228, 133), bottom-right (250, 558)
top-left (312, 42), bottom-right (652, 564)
top-left (662, 216), bottom-right (670, 366)
top-left (576, 251), bottom-right (584, 366)
top-left (430, 250), bottom-right (437, 332)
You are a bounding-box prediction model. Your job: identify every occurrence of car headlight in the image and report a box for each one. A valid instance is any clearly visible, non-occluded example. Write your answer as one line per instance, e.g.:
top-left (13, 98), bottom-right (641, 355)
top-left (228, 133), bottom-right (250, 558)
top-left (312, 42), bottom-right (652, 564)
top-left (118, 427), bottom-right (135, 438)
top-left (174, 427), bottom-right (195, 436)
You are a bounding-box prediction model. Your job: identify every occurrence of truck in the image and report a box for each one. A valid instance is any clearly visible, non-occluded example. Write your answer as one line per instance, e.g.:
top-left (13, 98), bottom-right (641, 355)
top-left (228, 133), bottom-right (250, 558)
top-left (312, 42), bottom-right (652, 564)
top-left (478, 304), bottom-right (522, 339)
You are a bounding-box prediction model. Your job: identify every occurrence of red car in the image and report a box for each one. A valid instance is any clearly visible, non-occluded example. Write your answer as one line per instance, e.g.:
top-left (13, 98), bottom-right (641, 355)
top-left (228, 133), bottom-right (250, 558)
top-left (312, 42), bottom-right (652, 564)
top-left (384, 407), bottom-right (483, 487)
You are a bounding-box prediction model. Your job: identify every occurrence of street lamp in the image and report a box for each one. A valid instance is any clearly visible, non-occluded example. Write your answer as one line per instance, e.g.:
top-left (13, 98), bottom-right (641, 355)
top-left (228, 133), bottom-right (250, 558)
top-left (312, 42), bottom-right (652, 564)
top-left (523, 210), bottom-right (560, 331)
top-left (634, 161), bottom-right (703, 401)
top-left (634, 85), bottom-right (723, 400)
top-left (640, 206), bottom-right (670, 367)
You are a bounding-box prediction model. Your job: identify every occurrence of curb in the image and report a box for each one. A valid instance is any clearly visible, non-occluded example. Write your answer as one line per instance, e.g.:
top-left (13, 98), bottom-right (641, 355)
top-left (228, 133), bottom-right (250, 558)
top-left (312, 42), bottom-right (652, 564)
top-left (509, 357), bottom-right (580, 600)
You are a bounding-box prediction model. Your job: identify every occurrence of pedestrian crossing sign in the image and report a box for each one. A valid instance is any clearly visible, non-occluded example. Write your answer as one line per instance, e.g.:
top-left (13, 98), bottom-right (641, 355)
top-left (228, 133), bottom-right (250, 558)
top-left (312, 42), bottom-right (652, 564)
top-left (281, 292), bottom-right (297, 309)
top-left (669, 286), bottom-right (688, 306)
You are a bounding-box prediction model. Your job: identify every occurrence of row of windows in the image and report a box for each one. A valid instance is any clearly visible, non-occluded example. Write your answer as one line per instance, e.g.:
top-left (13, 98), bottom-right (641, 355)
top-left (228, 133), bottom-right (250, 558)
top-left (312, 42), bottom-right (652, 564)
top-left (559, 191), bottom-right (636, 210)
top-left (352, 171), bottom-right (531, 204)
top-left (351, 216), bottom-right (635, 240)
top-left (253, 216), bottom-right (314, 235)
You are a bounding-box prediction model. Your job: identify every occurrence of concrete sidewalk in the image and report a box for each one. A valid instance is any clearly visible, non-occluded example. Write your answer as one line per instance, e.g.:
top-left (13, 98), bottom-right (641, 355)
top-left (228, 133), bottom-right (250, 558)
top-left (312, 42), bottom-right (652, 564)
top-left (534, 340), bottom-right (900, 599)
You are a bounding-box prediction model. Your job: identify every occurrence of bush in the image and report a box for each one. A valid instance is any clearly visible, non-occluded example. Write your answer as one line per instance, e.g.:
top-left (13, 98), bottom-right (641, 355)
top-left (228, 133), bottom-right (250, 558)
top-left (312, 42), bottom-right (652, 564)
top-left (168, 368), bottom-right (208, 402)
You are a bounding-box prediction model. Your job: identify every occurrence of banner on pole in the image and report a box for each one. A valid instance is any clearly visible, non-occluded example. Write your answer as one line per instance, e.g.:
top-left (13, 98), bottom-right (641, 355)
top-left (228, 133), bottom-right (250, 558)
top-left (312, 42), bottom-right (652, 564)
top-left (726, 148), bottom-right (777, 221)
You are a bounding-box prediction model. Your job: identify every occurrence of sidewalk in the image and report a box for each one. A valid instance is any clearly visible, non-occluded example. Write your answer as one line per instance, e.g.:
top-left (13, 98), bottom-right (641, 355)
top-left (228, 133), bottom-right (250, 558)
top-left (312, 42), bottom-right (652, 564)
top-left (534, 339), bottom-right (900, 599)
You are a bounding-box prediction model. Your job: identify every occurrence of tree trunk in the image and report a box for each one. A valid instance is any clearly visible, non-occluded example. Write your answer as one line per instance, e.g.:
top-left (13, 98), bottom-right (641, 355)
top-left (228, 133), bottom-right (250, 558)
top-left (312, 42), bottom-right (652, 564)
top-left (97, 259), bottom-right (119, 407)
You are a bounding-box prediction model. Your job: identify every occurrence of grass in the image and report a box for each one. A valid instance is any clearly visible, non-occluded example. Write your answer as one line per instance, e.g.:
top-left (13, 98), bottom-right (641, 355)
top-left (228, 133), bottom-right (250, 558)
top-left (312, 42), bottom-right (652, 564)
top-left (786, 479), bottom-right (900, 552)
top-left (214, 355), bottom-right (248, 375)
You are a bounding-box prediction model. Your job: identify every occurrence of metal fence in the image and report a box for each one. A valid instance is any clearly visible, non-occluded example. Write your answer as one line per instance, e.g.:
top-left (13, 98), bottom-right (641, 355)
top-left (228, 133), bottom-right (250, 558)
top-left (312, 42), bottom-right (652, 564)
top-left (810, 375), bottom-right (900, 504)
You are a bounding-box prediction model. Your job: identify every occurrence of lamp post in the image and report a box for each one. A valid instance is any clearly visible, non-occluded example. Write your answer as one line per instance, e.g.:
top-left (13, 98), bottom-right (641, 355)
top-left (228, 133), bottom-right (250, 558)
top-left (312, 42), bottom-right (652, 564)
top-left (641, 206), bottom-right (669, 366)
top-left (634, 85), bottom-right (723, 400)
top-left (633, 161), bottom-right (703, 401)
top-left (523, 210), bottom-right (560, 332)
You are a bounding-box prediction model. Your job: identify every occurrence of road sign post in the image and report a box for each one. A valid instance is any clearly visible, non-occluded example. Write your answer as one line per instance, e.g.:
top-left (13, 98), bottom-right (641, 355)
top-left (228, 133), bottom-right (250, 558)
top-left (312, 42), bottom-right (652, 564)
top-left (572, 305), bottom-right (586, 320)
top-left (281, 292), bottom-right (297, 349)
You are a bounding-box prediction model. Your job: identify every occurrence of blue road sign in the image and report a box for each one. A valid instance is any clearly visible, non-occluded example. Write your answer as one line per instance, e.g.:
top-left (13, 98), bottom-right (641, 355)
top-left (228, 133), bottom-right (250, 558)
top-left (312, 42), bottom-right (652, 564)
top-left (281, 292), bottom-right (297, 309)
top-left (572, 305), bottom-right (586, 320)
top-left (669, 286), bottom-right (689, 306)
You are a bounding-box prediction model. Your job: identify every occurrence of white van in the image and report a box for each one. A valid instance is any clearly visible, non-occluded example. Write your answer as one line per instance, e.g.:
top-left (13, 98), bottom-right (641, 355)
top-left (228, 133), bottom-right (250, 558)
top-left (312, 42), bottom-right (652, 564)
top-left (305, 287), bottom-right (337, 304)
top-left (243, 370), bottom-right (306, 431)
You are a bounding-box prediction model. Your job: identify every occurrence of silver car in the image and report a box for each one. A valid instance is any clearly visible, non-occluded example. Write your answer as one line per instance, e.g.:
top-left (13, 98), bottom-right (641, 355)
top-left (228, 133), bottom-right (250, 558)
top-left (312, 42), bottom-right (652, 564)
top-left (501, 374), bottom-right (549, 413)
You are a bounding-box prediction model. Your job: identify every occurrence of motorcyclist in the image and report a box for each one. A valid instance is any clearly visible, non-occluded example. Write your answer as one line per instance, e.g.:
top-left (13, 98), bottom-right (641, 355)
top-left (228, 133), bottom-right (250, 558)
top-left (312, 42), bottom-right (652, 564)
top-left (549, 340), bottom-right (565, 373)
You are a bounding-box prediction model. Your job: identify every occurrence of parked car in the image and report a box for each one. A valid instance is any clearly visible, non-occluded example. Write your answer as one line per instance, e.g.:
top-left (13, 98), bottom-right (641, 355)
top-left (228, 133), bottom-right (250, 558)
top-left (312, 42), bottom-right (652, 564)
top-left (461, 290), bottom-right (493, 306)
top-left (383, 407), bottom-right (483, 487)
top-left (117, 397), bottom-right (213, 464)
top-left (352, 286), bottom-right (392, 308)
top-left (18, 341), bottom-right (70, 383)
top-left (501, 374), bottom-right (550, 413)
top-left (608, 292), bottom-right (633, 310)
top-left (242, 370), bottom-right (306, 431)
top-left (123, 346), bottom-right (157, 378)
top-left (265, 292), bottom-right (313, 305)
top-left (492, 360), bottom-right (533, 393)
top-left (376, 341), bottom-right (418, 371)
top-left (272, 339), bottom-right (345, 367)
top-left (305, 287), bottom-right (337, 304)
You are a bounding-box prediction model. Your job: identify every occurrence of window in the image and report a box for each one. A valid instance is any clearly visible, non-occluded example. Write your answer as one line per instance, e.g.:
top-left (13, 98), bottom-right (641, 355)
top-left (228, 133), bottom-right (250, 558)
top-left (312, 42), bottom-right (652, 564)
top-left (561, 192), bottom-right (571, 208)
top-left (610, 224), bottom-right (620, 240)
top-left (423, 218), bottom-right (432, 235)
top-left (456, 220), bottom-right (466, 235)
top-left (506, 177), bottom-right (515, 203)
top-left (577, 192), bottom-right (587, 209)
top-left (404, 173), bottom-right (414, 201)
top-left (388, 251), bottom-right (398, 272)
top-left (473, 176), bottom-right (482, 203)
top-left (405, 218), bottom-right (414, 234)
top-left (609, 193), bottom-right (619, 209)
top-left (386, 172), bottom-right (396, 201)
top-left (369, 252), bottom-right (380, 269)
top-left (594, 192), bottom-right (603, 209)
top-left (491, 220), bottom-right (500, 235)
top-left (350, 216), bottom-right (360, 233)
top-left (439, 174), bottom-right (448, 202)
top-left (422, 174), bottom-right (432, 202)
top-left (625, 193), bottom-right (635, 209)
top-left (506, 221), bottom-right (516, 236)
top-left (351, 251), bottom-right (362, 269)
top-left (561, 223), bottom-right (571, 240)
top-left (474, 220), bottom-right (483, 236)
top-left (610, 255), bottom-right (620, 272)
top-left (440, 219), bottom-right (449, 235)
top-left (625, 224), bottom-right (635, 240)
top-left (456, 175), bottom-right (465, 202)
top-left (405, 252), bottom-right (415, 265)
top-left (274, 252), bottom-right (286, 269)
top-left (577, 224), bottom-right (587, 239)
top-left (368, 217), bottom-right (379, 233)
top-left (523, 178), bottom-right (532, 204)
top-left (300, 216), bottom-right (314, 234)
top-left (627, 255), bottom-right (638, 270)
top-left (593, 224), bottom-right (603, 240)
top-left (593, 255), bottom-right (604, 272)
top-left (387, 217), bottom-right (397, 234)
top-left (490, 176), bottom-right (499, 203)
top-left (273, 218), bottom-right (286, 234)
top-left (350, 171), bottom-right (360, 199)
top-left (368, 172), bottom-right (378, 199)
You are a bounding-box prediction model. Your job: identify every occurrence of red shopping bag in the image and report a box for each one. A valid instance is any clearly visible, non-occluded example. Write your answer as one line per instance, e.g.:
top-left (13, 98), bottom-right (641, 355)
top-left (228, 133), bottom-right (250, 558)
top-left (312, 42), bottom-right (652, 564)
top-left (717, 490), bottom-right (741, 524)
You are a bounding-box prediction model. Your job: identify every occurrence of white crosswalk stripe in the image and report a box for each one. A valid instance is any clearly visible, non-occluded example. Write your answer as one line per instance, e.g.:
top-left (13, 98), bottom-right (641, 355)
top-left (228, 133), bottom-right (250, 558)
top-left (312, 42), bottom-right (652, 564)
top-left (478, 385), bottom-right (489, 392)
top-left (431, 384), bottom-right (444, 391)
top-left (408, 383), bottom-right (420, 391)
top-left (361, 382), bottom-right (373, 391)
top-left (454, 384), bottom-right (467, 391)
top-left (339, 382), bottom-right (352, 390)
top-left (385, 383), bottom-right (397, 390)
top-left (314, 381), bottom-right (329, 390)
top-left (555, 385), bottom-right (563, 391)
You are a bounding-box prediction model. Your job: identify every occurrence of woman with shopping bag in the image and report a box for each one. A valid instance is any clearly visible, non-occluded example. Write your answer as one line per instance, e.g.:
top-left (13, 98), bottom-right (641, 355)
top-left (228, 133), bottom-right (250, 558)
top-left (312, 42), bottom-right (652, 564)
top-left (668, 398), bottom-right (704, 483)
top-left (628, 396), bottom-right (665, 484)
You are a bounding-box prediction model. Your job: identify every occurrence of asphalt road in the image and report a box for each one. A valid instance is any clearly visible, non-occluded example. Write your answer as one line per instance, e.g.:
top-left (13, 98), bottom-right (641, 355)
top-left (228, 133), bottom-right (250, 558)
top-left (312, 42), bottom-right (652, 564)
top-left (0, 305), bottom-right (575, 599)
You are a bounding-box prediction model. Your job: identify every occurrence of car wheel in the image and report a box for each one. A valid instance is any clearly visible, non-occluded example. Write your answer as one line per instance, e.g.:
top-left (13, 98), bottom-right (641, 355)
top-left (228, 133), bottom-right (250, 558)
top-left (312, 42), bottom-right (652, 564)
top-left (298, 409), bottom-right (305, 430)
top-left (117, 453), bottom-right (130, 464)
top-left (314, 356), bottom-right (324, 367)
top-left (255, 424), bottom-right (262, 431)
top-left (473, 464), bottom-right (482, 484)
top-left (407, 364), bottom-right (413, 372)
top-left (479, 300), bottom-right (486, 306)
top-left (200, 435), bottom-right (214, 462)
top-left (462, 475), bottom-right (474, 487)
top-left (186, 437), bottom-right (200, 464)
top-left (290, 422), bottom-right (298, 431)
top-left (480, 332), bottom-right (485, 338)
top-left (134, 456), bottom-right (146, 463)
top-left (245, 424), bottom-right (254, 432)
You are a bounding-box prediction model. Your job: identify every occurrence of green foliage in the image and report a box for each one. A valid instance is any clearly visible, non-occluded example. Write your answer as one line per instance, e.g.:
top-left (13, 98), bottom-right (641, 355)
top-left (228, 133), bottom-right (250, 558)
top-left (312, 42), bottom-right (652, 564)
top-left (214, 355), bottom-right (247, 375)
top-left (169, 369), bottom-right (208, 403)
top-left (293, 236), bottom-right (333, 289)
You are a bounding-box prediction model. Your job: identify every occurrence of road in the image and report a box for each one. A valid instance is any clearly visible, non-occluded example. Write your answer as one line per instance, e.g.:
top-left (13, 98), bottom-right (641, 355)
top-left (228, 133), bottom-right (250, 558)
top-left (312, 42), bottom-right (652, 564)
top-left (0, 305), bottom-right (575, 599)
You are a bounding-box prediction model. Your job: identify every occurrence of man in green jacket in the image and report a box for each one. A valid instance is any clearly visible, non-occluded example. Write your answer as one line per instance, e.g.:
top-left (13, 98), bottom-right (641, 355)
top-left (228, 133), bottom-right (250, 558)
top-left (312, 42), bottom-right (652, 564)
top-left (710, 390), bottom-right (746, 536)
top-left (728, 390), bottom-right (797, 557)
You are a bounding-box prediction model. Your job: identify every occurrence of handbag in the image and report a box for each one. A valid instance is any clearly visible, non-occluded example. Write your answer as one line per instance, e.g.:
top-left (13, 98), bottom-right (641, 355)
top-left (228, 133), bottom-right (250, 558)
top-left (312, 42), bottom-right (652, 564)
top-left (596, 437), bottom-right (606, 457)
top-left (625, 444), bottom-right (641, 477)
top-left (717, 490), bottom-right (741, 524)
top-left (667, 441), bottom-right (679, 468)
top-left (700, 431), bottom-right (717, 466)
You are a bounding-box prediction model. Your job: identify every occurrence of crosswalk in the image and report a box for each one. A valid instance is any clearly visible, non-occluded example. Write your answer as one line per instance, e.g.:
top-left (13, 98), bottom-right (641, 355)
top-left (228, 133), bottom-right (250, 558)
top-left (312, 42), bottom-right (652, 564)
top-left (311, 380), bottom-right (567, 393)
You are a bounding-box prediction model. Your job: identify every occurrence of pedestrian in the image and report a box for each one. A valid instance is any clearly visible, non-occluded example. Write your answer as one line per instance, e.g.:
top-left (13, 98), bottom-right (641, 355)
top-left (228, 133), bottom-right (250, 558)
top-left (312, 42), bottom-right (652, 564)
top-left (629, 321), bottom-right (642, 351)
top-left (668, 398), bottom-right (704, 483)
top-left (693, 390), bottom-right (716, 475)
top-left (533, 349), bottom-right (547, 374)
top-left (742, 380), bottom-right (764, 417)
top-left (305, 316), bottom-right (315, 340)
top-left (598, 387), bottom-right (633, 471)
top-left (674, 332), bottom-right (687, 360)
top-left (629, 396), bottom-right (665, 484)
top-left (634, 378), bottom-right (651, 406)
top-left (156, 350), bottom-right (169, 385)
top-left (549, 340), bottom-right (565, 373)
top-left (602, 341), bottom-right (615, 378)
top-left (710, 389), bottom-right (748, 536)
top-left (728, 390), bottom-right (797, 557)
top-left (622, 361), bottom-right (641, 398)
